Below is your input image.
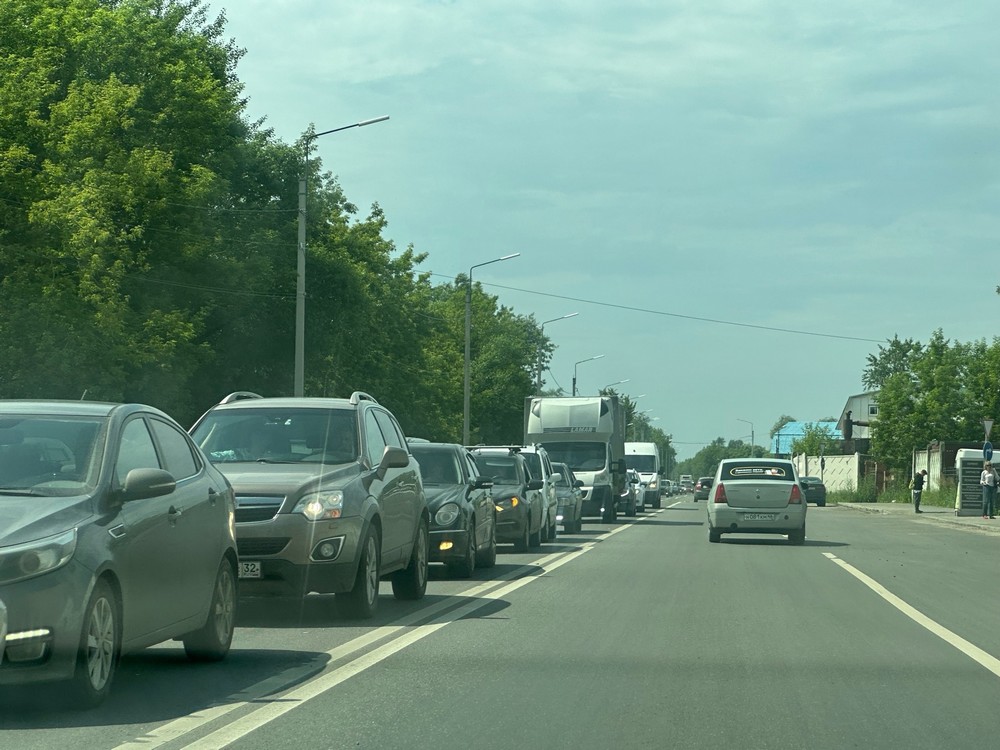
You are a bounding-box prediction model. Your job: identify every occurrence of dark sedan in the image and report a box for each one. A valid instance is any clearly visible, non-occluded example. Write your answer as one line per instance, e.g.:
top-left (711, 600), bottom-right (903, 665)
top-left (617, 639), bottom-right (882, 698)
top-left (693, 476), bottom-right (713, 502)
top-left (410, 442), bottom-right (496, 577)
top-left (0, 400), bottom-right (238, 708)
top-left (800, 476), bottom-right (827, 506)
top-left (471, 448), bottom-right (543, 552)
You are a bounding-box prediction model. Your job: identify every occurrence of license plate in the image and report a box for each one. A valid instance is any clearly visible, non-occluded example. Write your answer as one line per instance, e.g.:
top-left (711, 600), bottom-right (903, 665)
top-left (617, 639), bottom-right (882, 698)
top-left (239, 561), bottom-right (261, 579)
top-left (743, 513), bottom-right (775, 521)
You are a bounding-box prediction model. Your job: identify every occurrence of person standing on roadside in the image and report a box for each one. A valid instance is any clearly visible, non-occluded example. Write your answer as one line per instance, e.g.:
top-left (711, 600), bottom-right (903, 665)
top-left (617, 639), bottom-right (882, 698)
top-left (912, 469), bottom-right (927, 513)
top-left (980, 462), bottom-right (998, 519)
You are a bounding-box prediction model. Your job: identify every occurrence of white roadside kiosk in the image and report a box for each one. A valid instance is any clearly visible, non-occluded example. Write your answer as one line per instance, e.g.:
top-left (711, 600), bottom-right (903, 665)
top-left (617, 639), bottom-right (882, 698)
top-left (955, 448), bottom-right (987, 516)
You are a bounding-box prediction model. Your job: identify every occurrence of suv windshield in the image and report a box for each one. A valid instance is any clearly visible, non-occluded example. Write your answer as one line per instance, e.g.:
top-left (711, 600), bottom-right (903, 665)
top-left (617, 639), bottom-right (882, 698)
top-left (191, 407), bottom-right (358, 464)
top-left (0, 415), bottom-right (105, 495)
top-left (478, 456), bottom-right (520, 486)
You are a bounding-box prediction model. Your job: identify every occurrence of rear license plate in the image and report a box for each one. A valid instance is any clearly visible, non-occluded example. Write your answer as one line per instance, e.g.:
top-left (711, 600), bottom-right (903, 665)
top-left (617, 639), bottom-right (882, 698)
top-left (743, 513), bottom-right (775, 521)
top-left (239, 561), bottom-right (261, 579)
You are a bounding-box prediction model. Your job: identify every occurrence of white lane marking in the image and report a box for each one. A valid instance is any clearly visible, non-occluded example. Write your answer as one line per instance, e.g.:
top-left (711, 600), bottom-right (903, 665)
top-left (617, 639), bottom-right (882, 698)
top-left (181, 542), bottom-right (595, 749)
top-left (114, 516), bottom-right (650, 750)
top-left (824, 552), bottom-right (1000, 677)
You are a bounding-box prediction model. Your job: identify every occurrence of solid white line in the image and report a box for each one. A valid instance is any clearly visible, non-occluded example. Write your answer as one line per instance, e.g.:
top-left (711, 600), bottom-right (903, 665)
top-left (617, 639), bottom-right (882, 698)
top-left (824, 552), bottom-right (1000, 677)
top-left (115, 520), bottom-right (629, 750)
top-left (181, 542), bottom-right (595, 749)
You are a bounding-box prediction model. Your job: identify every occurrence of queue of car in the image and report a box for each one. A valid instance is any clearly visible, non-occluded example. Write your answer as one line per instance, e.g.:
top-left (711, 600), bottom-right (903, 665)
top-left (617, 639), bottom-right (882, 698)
top-left (0, 392), bottom-right (676, 708)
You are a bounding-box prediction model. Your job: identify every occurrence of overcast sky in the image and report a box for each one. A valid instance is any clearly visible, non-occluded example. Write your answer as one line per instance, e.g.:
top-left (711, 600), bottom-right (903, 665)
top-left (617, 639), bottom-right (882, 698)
top-left (217, 0), bottom-right (1000, 460)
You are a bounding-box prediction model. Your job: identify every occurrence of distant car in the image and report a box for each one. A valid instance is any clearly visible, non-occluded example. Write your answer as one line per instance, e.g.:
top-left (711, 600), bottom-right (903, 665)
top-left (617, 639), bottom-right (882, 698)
top-left (0, 400), bottom-right (238, 707)
top-left (707, 458), bottom-right (807, 544)
top-left (799, 476), bottom-right (827, 507)
top-left (518, 445), bottom-right (561, 542)
top-left (693, 476), bottom-right (713, 502)
top-left (552, 461), bottom-right (584, 533)
top-left (617, 468), bottom-right (642, 516)
top-left (471, 448), bottom-right (544, 552)
top-left (190, 391), bottom-right (429, 620)
top-left (410, 442), bottom-right (497, 577)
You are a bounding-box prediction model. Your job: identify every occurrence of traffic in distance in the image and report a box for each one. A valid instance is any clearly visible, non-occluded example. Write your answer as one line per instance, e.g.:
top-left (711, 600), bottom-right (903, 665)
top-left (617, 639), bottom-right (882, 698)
top-left (0, 392), bottom-right (827, 709)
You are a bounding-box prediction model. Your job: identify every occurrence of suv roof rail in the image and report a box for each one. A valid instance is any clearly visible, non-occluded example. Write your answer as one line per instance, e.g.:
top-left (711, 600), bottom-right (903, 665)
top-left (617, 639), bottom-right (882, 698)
top-left (469, 444), bottom-right (522, 455)
top-left (349, 391), bottom-right (379, 405)
top-left (219, 391), bottom-right (263, 404)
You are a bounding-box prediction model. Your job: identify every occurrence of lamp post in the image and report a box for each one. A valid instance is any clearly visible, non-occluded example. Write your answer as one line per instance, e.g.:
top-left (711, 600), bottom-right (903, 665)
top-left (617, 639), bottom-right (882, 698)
top-left (572, 355), bottom-right (605, 396)
top-left (296, 115), bottom-right (390, 397)
top-left (737, 418), bottom-right (755, 456)
top-left (536, 313), bottom-right (579, 393)
top-left (464, 253), bottom-right (521, 444)
top-left (602, 379), bottom-right (630, 391)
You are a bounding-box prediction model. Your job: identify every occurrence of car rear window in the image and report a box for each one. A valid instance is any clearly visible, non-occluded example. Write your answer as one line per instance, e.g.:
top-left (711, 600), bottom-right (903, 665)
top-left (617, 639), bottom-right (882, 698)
top-left (723, 462), bottom-right (793, 480)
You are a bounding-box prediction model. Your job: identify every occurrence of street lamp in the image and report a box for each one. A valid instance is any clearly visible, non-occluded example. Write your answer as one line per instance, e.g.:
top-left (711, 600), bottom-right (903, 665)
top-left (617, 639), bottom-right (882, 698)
top-left (464, 253), bottom-right (521, 444)
top-left (295, 115), bottom-right (390, 397)
top-left (602, 379), bottom-right (630, 391)
top-left (536, 313), bottom-right (579, 393)
top-left (737, 418), bottom-right (755, 456)
top-left (572, 355), bottom-right (605, 396)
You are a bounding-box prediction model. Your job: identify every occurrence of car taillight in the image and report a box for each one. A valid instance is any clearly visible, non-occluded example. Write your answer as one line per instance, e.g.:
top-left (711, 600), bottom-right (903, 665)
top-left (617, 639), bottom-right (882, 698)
top-left (789, 484), bottom-right (802, 504)
top-left (714, 483), bottom-right (728, 503)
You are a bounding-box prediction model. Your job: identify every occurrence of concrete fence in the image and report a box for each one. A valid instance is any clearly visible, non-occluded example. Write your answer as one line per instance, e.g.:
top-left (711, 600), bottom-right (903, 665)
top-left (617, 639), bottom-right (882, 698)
top-left (792, 453), bottom-right (861, 492)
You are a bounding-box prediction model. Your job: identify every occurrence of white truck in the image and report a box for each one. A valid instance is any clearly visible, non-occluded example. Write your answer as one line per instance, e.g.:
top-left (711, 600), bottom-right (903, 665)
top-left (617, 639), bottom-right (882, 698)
top-left (524, 395), bottom-right (626, 523)
top-left (625, 441), bottom-right (662, 510)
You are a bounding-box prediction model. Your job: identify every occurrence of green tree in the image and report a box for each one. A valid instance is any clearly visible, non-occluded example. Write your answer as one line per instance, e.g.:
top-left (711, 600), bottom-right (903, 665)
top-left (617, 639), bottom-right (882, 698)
top-left (791, 422), bottom-right (841, 457)
top-left (770, 415), bottom-right (796, 439)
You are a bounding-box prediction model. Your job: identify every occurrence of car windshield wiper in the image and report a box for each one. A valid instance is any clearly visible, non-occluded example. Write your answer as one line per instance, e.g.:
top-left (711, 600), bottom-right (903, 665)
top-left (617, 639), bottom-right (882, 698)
top-left (255, 458), bottom-right (298, 464)
top-left (0, 487), bottom-right (46, 496)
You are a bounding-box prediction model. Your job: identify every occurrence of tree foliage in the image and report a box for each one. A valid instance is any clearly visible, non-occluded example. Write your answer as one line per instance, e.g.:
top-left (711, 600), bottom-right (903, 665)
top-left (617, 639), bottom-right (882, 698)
top-left (790, 422), bottom-right (840, 458)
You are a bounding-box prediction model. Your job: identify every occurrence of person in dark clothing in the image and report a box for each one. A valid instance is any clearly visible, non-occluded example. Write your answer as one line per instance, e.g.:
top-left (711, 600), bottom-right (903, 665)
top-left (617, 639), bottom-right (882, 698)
top-left (912, 469), bottom-right (927, 513)
top-left (842, 411), bottom-right (853, 441)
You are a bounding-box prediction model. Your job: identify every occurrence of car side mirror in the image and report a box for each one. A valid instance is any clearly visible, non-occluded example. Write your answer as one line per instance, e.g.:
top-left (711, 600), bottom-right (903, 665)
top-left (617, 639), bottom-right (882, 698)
top-left (527, 478), bottom-right (543, 491)
top-left (574, 479), bottom-right (584, 488)
top-left (473, 476), bottom-right (494, 490)
top-left (550, 472), bottom-right (562, 485)
top-left (617, 458), bottom-right (627, 474)
top-left (122, 468), bottom-right (176, 502)
top-left (376, 445), bottom-right (410, 481)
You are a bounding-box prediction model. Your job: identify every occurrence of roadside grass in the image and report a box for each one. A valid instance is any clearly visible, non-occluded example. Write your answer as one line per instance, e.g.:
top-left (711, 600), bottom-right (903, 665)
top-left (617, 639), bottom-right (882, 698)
top-left (828, 477), bottom-right (958, 508)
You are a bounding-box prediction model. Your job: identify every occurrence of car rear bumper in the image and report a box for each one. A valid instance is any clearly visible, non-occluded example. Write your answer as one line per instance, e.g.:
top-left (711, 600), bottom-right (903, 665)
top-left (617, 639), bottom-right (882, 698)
top-left (708, 506), bottom-right (806, 534)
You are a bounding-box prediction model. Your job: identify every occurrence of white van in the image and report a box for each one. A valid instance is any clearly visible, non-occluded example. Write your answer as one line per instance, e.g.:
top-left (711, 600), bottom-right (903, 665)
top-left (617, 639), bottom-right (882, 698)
top-left (625, 442), bottom-right (661, 509)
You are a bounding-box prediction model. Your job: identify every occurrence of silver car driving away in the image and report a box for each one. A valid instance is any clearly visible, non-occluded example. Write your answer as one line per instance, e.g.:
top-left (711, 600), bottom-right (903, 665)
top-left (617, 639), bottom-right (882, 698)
top-left (706, 458), bottom-right (806, 545)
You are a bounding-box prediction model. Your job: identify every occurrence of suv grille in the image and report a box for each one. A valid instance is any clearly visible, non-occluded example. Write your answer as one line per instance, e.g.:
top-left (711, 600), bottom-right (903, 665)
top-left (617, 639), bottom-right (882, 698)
top-left (235, 495), bottom-right (285, 523)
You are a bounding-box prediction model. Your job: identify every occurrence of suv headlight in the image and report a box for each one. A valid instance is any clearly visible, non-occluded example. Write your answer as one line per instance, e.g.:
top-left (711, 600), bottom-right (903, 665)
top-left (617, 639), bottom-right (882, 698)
top-left (0, 529), bottom-right (77, 585)
top-left (293, 490), bottom-right (345, 521)
top-left (434, 502), bottom-right (461, 527)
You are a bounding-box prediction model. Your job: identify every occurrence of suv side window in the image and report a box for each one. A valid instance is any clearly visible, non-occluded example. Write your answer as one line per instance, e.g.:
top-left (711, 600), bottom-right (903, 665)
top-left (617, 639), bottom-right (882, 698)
top-left (364, 410), bottom-right (388, 465)
top-left (373, 409), bottom-right (405, 450)
top-left (116, 417), bottom-right (160, 485)
top-left (150, 417), bottom-right (199, 480)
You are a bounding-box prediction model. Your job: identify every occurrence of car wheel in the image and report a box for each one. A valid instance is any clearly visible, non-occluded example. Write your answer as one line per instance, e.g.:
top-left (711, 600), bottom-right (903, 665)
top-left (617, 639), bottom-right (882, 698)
top-left (652, 497), bottom-right (661, 509)
top-left (708, 527), bottom-right (722, 543)
top-left (548, 513), bottom-right (557, 540)
top-left (392, 518), bottom-right (429, 600)
top-left (476, 518), bottom-right (497, 568)
top-left (788, 524), bottom-right (806, 545)
top-left (339, 525), bottom-right (381, 619)
top-left (513, 519), bottom-right (530, 552)
top-left (602, 502), bottom-right (617, 523)
top-left (626, 497), bottom-right (636, 517)
top-left (818, 499), bottom-right (826, 507)
top-left (183, 558), bottom-right (236, 661)
top-left (529, 517), bottom-right (542, 548)
top-left (66, 579), bottom-right (120, 708)
top-left (449, 522), bottom-right (476, 578)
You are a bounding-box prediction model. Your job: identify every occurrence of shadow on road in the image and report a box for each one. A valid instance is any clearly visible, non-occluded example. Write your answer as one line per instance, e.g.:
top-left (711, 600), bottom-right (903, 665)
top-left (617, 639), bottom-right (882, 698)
top-left (717, 537), bottom-right (849, 548)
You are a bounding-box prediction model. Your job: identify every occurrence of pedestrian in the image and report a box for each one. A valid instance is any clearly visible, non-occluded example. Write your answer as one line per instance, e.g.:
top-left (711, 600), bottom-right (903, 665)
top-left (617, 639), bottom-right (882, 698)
top-left (912, 468), bottom-right (927, 513)
top-left (980, 461), bottom-right (998, 519)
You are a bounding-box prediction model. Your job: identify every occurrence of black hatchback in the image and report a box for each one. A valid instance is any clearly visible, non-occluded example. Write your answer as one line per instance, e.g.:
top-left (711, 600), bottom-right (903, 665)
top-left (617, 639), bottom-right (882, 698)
top-left (0, 400), bottom-right (238, 708)
top-left (799, 476), bottom-right (827, 506)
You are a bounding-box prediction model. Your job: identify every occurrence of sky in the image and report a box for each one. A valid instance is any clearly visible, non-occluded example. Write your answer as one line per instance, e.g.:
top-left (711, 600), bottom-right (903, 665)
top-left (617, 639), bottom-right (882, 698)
top-left (216, 0), bottom-right (1000, 461)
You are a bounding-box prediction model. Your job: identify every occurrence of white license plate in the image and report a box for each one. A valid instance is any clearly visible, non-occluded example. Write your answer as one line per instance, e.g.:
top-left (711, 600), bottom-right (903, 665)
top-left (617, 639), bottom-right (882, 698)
top-left (239, 561), bottom-right (262, 579)
top-left (743, 513), bottom-right (775, 521)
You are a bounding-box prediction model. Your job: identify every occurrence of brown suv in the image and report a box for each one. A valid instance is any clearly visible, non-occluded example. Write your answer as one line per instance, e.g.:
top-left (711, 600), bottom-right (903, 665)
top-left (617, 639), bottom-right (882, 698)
top-left (190, 392), bottom-right (429, 619)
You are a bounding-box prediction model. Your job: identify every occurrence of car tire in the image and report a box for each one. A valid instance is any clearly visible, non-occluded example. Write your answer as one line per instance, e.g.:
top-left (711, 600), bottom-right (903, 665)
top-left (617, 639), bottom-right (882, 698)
top-left (708, 527), bottom-right (722, 543)
top-left (818, 500), bottom-right (826, 507)
top-left (449, 522), bottom-right (476, 578)
top-left (626, 497), bottom-right (636, 517)
top-left (549, 514), bottom-right (557, 540)
top-left (788, 524), bottom-right (806, 545)
top-left (529, 517), bottom-right (542, 548)
top-left (513, 519), bottom-right (530, 552)
top-left (183, 558), bottom-right (236, 661)
top-left (66, 579), bottom-right (120, 709)
top-left (476, 519), bottom-right (497, 568)
top-left (392, 518), bottom-right (429, 600)
top-left (540, 515), bottom-right (550, 543)
top-left (652, 497), bottom-right (661, 510)
top-left (339, 525), bottom-right (381, 619)
top-left (602, 503), bottom-right (617, 523)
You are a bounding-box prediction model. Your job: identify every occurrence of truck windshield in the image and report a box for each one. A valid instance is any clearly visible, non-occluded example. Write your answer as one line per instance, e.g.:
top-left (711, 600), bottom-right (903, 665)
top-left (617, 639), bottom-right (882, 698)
top-left (625, 455), bottom-right (656, 473)
top-left (539, 442), bottom-right (606, 472)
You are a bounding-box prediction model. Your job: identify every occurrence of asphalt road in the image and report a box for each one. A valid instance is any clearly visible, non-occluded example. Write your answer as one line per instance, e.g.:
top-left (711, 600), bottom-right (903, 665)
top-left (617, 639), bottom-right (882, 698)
top-left (3, 499), bottom-right (1000, 749)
